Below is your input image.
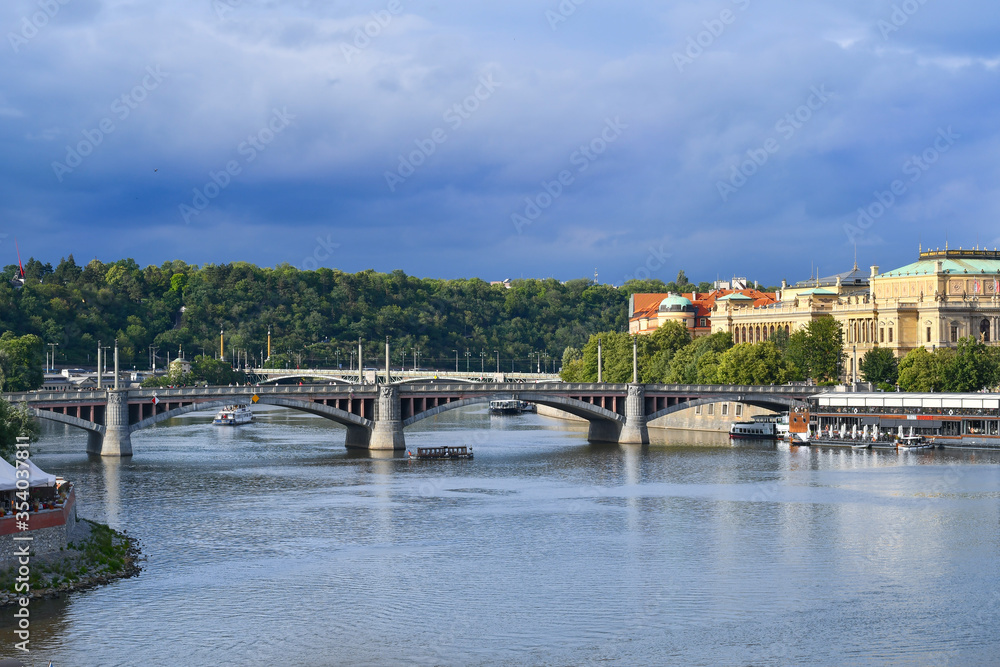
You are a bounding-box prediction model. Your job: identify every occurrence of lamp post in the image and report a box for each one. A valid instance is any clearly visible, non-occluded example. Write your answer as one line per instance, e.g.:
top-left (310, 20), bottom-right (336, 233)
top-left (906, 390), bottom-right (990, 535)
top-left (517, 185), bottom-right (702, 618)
top-left (598, 337), bottom-right (603, 383)
top-left (495, 349), bottom-right (499, 374)
top-left (465, 349), bottom-right (470, 372)
top-left (480, 349), bottom-right (485, 373)
top-left (852, 344), bottom-right (857, 385)
top-left (453, 349), bottom-right (459, 373)
top-left (47, 342), bottom-right (59, 373)
top-left (632, 335), bottom-right (638, 384)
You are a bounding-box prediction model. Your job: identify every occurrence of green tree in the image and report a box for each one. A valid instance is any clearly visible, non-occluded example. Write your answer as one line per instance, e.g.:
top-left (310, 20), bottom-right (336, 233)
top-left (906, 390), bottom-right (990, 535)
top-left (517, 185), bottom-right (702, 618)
top-left (897, 348), bottom-right (941, 392)
top-left (643, 322), bottom-right (692, 382)
top-left (665, 332), bottom-right (733, 383)
top-left (560, 346), bottom-right (584, 382)
top-left (942, 336), bottom-right (995, 392)
top-left (190, 355), bottom-right (242, 385)
top-left (0, 333), bottom-right (44, 392)
top-left (803, 317), bottom-right (844, 382)
top-left (716, 341), bottom-right (788, 385)
top-left (859, 347), bottom-right (899, 386)
top-left (0, 399), bottom-right (40, 463)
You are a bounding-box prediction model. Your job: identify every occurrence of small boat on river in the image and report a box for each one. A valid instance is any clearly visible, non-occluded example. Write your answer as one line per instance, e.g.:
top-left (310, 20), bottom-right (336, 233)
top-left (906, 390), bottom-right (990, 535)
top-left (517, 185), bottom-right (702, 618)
top-left (408, 446), bottom-right (473, 460)
top-left (897, 435), bottom-right (933, 451)
top-left (213, 404), bottom-right (254, 425)
top-left (490, 399), bottom-right (523, 415)
top-left (729, 419), bottom-right (778, 439)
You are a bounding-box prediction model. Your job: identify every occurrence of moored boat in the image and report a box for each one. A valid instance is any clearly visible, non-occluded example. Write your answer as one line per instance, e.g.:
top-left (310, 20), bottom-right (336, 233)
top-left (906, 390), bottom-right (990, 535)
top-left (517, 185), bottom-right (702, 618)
top-left (729, 420), bottom-right (777, 439)
top-left (407, 446), bottom-right (473, 460)
top-left (897, 435), bottom-right (932, 451)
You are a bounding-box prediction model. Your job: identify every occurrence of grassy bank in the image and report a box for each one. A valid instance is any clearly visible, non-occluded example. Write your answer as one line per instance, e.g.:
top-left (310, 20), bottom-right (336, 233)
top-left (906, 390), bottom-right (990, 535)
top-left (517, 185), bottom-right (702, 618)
top-left (0, 519), bottom-right (141, 606)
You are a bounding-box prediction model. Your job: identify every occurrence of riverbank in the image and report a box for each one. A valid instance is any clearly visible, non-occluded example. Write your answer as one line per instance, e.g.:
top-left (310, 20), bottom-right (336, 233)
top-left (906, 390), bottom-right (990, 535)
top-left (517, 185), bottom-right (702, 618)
top-left (0, 519), bottom-right (141, 607)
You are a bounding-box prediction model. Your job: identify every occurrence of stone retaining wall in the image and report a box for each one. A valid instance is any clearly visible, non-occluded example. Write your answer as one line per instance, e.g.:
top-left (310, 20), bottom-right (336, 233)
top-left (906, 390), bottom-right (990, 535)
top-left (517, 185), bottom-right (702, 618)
top-left (0, 491), bottom-right (77, 567)
top-left (535, 402), bottom-right (776, 433)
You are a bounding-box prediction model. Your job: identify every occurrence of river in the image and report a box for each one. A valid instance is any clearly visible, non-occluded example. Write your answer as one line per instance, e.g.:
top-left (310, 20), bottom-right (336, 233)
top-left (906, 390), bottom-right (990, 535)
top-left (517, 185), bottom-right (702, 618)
top-left (4, 405), bottom-right (1000, 665)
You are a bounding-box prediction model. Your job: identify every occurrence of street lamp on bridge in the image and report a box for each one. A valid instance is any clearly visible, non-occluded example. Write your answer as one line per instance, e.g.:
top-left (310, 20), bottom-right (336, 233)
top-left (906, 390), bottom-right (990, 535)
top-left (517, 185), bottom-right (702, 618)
top-left (47, 342), bottom-right (59, 373)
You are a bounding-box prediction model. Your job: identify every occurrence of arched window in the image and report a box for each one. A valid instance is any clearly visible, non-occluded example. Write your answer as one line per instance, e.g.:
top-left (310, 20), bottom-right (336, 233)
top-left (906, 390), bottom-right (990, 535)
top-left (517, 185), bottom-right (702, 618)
top-left (981, 318), bottom-right (990, 343)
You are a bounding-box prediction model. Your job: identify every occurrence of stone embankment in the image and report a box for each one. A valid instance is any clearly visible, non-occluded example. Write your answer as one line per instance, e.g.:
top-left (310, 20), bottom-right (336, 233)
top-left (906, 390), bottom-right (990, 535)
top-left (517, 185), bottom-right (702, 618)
top-left (0, 519), bottom-right (141, 607)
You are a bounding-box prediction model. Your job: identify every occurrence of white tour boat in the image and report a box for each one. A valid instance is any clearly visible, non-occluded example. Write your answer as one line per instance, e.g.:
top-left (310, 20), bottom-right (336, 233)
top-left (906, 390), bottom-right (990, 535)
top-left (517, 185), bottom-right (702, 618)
top-left (729, 420), bottom-right (777, 439)
top-left (213, 404), bottom-right (254, 425)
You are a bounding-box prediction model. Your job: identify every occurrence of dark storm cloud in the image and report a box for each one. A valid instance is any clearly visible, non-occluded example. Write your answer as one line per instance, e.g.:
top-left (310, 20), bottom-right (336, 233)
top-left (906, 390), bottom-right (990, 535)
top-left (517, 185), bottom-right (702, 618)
top-left (1, 0), bottom-right (998, 283)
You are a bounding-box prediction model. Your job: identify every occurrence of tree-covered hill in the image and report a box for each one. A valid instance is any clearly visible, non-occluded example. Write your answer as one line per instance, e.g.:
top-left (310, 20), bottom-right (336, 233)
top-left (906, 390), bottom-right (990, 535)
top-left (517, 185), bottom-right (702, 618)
top-left (3, 256), bottom-right (659, 372)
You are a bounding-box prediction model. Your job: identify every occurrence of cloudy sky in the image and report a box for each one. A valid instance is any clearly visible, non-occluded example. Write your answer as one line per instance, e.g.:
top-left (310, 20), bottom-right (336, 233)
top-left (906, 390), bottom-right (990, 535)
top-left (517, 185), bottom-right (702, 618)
top-left (2, 0), bottom-right (998, 285)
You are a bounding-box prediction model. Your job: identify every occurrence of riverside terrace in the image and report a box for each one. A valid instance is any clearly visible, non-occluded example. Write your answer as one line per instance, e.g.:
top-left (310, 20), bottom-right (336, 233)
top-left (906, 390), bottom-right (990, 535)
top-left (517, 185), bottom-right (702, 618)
top-left (5, 383), bottom-right (816, 457)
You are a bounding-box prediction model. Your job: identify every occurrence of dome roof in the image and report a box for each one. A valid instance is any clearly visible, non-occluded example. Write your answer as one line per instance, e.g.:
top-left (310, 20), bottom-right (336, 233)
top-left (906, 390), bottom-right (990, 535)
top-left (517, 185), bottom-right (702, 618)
top-left (658, 294), bottom-right (693, 312)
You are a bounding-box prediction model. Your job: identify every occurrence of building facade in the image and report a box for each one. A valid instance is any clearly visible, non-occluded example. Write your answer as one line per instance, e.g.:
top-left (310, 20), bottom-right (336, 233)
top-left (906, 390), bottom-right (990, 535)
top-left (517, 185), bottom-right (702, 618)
top-left (629, 289), bottom-right (778, 337)
top-left (709, 247), bottom-right (1000, 381)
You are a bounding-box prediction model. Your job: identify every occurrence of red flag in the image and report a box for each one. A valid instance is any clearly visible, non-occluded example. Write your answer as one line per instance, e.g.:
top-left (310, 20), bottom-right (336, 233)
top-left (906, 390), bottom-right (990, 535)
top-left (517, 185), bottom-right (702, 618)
top-left (15, 238), bottom-right (24, 279)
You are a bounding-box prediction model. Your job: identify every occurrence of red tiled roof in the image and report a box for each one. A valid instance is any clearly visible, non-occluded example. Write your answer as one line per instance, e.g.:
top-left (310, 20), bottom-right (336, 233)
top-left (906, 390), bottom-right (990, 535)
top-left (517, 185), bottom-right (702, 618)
top-left (629, 290), bottom-right (778, 328)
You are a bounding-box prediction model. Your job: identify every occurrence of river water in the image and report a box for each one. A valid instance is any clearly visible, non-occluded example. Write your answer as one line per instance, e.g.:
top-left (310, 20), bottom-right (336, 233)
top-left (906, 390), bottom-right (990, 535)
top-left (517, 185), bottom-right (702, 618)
top-left (4, 405), bottom-right (1000, 666)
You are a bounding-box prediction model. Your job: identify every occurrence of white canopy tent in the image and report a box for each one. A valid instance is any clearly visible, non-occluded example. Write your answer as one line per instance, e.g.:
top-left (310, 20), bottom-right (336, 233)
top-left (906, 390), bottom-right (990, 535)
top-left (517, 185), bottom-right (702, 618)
top-left (0, 457), bottom-right (56, 490)
top-left (0, 458), bottom-right (17, 492)
top-left (25, 460), bottom-right (56, 487)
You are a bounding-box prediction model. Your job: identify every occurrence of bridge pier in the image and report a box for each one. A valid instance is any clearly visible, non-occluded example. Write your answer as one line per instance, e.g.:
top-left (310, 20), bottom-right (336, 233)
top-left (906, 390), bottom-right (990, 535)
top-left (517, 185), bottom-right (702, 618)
top-left (617, 384), bottom-right (649, 445)
top-left (94, 390), bottom-right (133, 457)
top-left (367, 385), bottom-right (405, 451)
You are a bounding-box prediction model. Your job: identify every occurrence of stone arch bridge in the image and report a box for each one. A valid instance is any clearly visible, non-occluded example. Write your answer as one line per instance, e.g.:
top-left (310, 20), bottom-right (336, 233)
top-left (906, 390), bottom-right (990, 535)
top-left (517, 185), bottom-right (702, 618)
top-left (5, 383), bottom-right (815, 457)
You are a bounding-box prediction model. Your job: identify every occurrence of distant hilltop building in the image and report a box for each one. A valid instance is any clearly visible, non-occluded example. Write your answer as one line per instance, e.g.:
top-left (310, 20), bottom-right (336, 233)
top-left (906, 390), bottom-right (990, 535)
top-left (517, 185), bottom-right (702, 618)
top-left (629, 246), bottom-right (1000, 382)
top-left (629, 288), bottom-right (778, 337)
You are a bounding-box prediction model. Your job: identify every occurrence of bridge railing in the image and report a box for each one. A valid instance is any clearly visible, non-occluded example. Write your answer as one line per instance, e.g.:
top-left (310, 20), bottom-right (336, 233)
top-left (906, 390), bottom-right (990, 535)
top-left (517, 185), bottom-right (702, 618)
top-left (645, 384), bottom-right (819, 395)
top-left (4, 382), bottom-right (822, 405)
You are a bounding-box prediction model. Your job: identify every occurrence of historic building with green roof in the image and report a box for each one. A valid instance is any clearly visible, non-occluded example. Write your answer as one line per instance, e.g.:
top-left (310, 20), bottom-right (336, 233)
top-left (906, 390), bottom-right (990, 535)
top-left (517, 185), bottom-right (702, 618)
top-left (711, 246), bottom-right (1000, 382)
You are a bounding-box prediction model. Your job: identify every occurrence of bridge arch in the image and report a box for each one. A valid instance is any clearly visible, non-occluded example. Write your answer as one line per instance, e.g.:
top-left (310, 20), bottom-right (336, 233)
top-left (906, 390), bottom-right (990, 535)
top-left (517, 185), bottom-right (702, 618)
top-left (403, 393), bottom-right (625, 428)
top-left (130, 396), bottom-right (373, 432)
top-left (256, 374), bottom-right (355, 385)
top-left (646, 394), bottom-right (809, 423)
top-left (395, 376), bottom-right (478, 385)
top-left (28, 407), bottom-right (104, 435)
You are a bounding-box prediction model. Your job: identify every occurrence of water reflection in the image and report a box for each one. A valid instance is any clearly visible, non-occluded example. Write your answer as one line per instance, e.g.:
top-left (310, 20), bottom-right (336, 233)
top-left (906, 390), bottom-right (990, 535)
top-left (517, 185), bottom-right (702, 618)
top-left (97, 454), bottom-right (122, 528)
top-left (4, 409), bottom-right (1000, 665)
